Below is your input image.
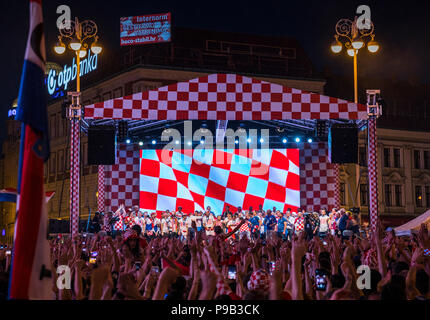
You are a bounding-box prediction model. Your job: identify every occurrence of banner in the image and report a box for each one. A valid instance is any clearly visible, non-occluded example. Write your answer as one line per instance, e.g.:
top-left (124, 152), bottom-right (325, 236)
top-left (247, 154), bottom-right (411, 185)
top-left (120, 12), bottom-right (171, 46)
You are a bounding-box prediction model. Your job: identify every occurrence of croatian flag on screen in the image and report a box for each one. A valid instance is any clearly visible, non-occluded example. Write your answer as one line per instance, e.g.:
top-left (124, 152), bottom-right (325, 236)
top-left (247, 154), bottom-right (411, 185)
top-left (139, 148), bottom-right (300, 215)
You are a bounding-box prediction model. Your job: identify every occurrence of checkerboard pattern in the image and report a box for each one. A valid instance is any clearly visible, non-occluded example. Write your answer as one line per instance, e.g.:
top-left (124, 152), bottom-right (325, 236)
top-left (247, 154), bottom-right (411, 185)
top-left (70, 120), bottom-right (80, 236)
top-left (368, 118), bottom-right (379, 233)
top-left (84, 74), bottom-right (368, 121)
top-left (300, 142), bottom-right (336, 212)
top-left (97, 165), bottom-right (105, 213)
top-left (104, 144), bottom-right (140, 213)
top-left (333, 164), bottom-right (340, 209)
top-left (139, 149), bottom-right (301, 216)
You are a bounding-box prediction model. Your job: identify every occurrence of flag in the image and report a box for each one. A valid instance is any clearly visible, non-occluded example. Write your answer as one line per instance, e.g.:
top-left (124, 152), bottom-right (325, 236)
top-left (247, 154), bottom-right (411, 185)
top-left (9, 0), bottom-right (53, 300)
top-left (0, 189), bottom-right (55, 203)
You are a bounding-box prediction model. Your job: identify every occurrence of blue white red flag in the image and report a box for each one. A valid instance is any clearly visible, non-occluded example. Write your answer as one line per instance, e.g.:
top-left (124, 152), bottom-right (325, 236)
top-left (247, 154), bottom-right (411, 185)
top-left (9, 0), bottom-right (53, 300)
top-left (0, 189), bottom-right (55, 203)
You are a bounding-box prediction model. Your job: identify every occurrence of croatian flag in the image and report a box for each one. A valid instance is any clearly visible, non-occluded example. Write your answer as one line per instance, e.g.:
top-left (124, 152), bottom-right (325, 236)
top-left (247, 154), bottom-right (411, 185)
top-left (9, 0), bottom-right (53, 300)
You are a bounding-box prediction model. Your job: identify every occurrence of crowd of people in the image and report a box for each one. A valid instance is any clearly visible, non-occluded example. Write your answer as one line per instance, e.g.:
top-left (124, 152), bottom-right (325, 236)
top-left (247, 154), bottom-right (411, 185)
top-left (0, 204), bottom-right (429, 301)
top-left (90, 205), bottom-right (364, 242)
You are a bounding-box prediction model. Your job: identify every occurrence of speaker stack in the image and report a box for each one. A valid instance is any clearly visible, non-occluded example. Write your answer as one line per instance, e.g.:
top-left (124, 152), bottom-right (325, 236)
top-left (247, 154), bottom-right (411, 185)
top-left (88, 125), bottom-right (117, 165)
top-left (328, 124), bottom-right (358, 164)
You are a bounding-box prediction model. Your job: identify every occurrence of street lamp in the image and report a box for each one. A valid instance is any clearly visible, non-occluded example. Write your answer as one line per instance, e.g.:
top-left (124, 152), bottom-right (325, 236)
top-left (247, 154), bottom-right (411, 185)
top-left (330, 17), bottom-right (379, 103)
top-left (53, 17), bottom-right (102, 235)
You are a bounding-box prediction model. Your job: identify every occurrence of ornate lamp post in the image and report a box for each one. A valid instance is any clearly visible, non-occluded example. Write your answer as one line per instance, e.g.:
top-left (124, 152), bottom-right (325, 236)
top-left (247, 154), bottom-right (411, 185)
top-left (330, 17), bottom-right (379, 103)
top-left (53, 18), bottom-right (102, 235)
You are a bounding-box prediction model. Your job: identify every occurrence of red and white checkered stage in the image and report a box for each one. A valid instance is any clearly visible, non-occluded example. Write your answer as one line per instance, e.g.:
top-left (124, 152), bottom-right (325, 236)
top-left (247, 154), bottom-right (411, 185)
top-left (85, 73), bottom-right (373, 220)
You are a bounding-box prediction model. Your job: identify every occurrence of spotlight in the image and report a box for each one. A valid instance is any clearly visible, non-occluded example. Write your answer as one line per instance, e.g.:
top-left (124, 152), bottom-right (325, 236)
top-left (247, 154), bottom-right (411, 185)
top-left (187, 141), bottom-right (192, 146)
top-left (308, 138), bottom-right (313, 143)
top-left (200, 140), bottom-right (204, 144)
top-left (295, 137), bottom-right (300, 143)
top-left (139, 141), bottom-right (143, 146)
top-left (247, 138), bottom-right (252, 143)
top-left (126, 139), bottom-right (131, 144)
top-left (282, 138), bottom-right (287, 144)
top-left (259, 138), bottom-right (264, 143)
top-left (152, 140), bottom-right (156, 145)
top-left (235, 140), bottom-right (239, 144)
top-left (175, 140), bottom-right (179, 145)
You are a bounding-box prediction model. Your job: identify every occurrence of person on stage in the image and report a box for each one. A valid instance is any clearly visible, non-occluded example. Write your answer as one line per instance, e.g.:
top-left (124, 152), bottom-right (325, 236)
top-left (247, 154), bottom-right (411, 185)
top-left (221, 205), bottom-right (231, 220)
top-left (178, 212), bottom-right (188, 241)
top-left (294, 210), bottom-right (305, 235)
top-left (263, 209), bottom-right (277, 240)
top-left (239, 211), bottom-right (251, 240)
top-left (202, 208), bottom-right (215, 236)
top-left (112, 204), bottom-right (127, 237)
top-left (285, 209), bottom-right (295, 241)
top-left (144, 212), bottom-right (153, 238)
top-left (160, 211), bottom-right (170, 236)
top-left (134, 210), bottom-right (145, 231)
top-left (195, 210), bottom-right (203, 233)
top-left (249, 210), bottom-right (261, 240)
top-left (152, 212), bottom-right (161, 236)
top-left (276, 210), bottom-right (288, 240)
top-left (318, 209), bottom-right (329, 238)
top-left (170, 212), bottom-right (178, 238)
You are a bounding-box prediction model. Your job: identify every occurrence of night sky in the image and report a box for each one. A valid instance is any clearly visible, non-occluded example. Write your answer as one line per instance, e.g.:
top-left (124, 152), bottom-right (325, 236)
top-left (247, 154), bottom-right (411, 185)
top-left (1, 0), bottom-right (429, 148)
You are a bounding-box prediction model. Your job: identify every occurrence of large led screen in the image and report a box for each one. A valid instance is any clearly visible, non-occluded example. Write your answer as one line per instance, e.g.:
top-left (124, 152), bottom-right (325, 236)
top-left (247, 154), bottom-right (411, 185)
top-left (139, 149), bottom-right (300, 215)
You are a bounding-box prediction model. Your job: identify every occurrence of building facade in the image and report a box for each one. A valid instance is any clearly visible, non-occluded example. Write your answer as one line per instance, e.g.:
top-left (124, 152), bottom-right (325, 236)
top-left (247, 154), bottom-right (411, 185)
top-left (1, 28), bottom-right (429, 240)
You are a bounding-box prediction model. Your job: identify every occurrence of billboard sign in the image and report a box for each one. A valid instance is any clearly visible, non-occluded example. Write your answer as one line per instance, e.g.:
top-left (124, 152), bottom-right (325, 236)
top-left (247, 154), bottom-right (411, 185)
top-left (120, 12), bottom-right (171, 46)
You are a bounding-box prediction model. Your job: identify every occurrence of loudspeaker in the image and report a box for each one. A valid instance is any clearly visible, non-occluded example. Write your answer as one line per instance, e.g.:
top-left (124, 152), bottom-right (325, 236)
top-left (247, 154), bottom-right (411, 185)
top-left (328, 125), bottom-right (358, 164)
top-left (88, 126), bottom-right (116, 165)
top-left (48, 219), bottom-right (70, 234)
top-left (48, 219), bottom-right (62, 234)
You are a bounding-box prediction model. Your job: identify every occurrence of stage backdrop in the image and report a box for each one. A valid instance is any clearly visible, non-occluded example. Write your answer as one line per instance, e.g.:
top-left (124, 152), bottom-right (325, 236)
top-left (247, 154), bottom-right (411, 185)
top-left (103, 142), bottom-right (335, 214)
top-left (138, 148), bottom-right (300, 215)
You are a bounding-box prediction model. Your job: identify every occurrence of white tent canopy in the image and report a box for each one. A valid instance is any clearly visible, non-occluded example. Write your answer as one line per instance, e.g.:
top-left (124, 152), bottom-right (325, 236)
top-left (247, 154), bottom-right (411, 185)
top-left (394, 209), bottom-right (430, 236)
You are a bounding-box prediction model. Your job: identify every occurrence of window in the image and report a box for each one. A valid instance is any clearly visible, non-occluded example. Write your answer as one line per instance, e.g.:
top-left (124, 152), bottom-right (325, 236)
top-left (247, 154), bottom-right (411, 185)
top-left (415, 186), bottom-right (423, 207)
top-left (57, 150), bottom-right (65, 173)
top-left (414, 150), bottom-right (421, 169)
top-left (360, 184), bottom-right (369, 206)
top-left (394, 185), bottom-right (403, 207)
top-left (49, 152), bottom-right (56, 175)
top-left (384, 148), bottom-right (391, 168)
top-left (393, 148), bottom-right (401, 168)
top-left (340, 183), bottom-right (346, 206)
top-left (49, 114), bottom-right (57, 139)
top-left (65, 149), bottom-right (70, 170)
top-left (102, 92), bottom-right (112, 101)
top-left (385, 184), bottom-right (392, 207)
top-left (113, 87), bottom-right (123, 99)
top-left (83, 143), bottom-right (88, 166)
top-left (426, 186), bottom-right (430, 208)
top-left (57, 113), bottom-right (63, 137)
top-left (424, 151), bottom-right (430, 170)
top-left (359, 147), bottom-right (367, 167)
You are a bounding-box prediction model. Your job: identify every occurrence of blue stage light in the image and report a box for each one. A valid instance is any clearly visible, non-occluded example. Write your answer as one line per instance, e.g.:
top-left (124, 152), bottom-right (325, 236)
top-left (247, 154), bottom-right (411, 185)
top-left (282, 138), bottom-right (287, 144)
top-left (139, 141), bottom-right (143, 146)
top-left (295, 137), bottom-right (300, 143)
top-left (260, 138), bottom-right (264, 143)
top-left (175, 140), bottom-right (179, 145)
top-left (247, 138), bottom-right (252, 143)
top-left (308, 138), bottom-right (313, 143)
top-left (126, 139), bottom-right (131, 144)
top-left (152, 140), bottom-right (156, 145)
